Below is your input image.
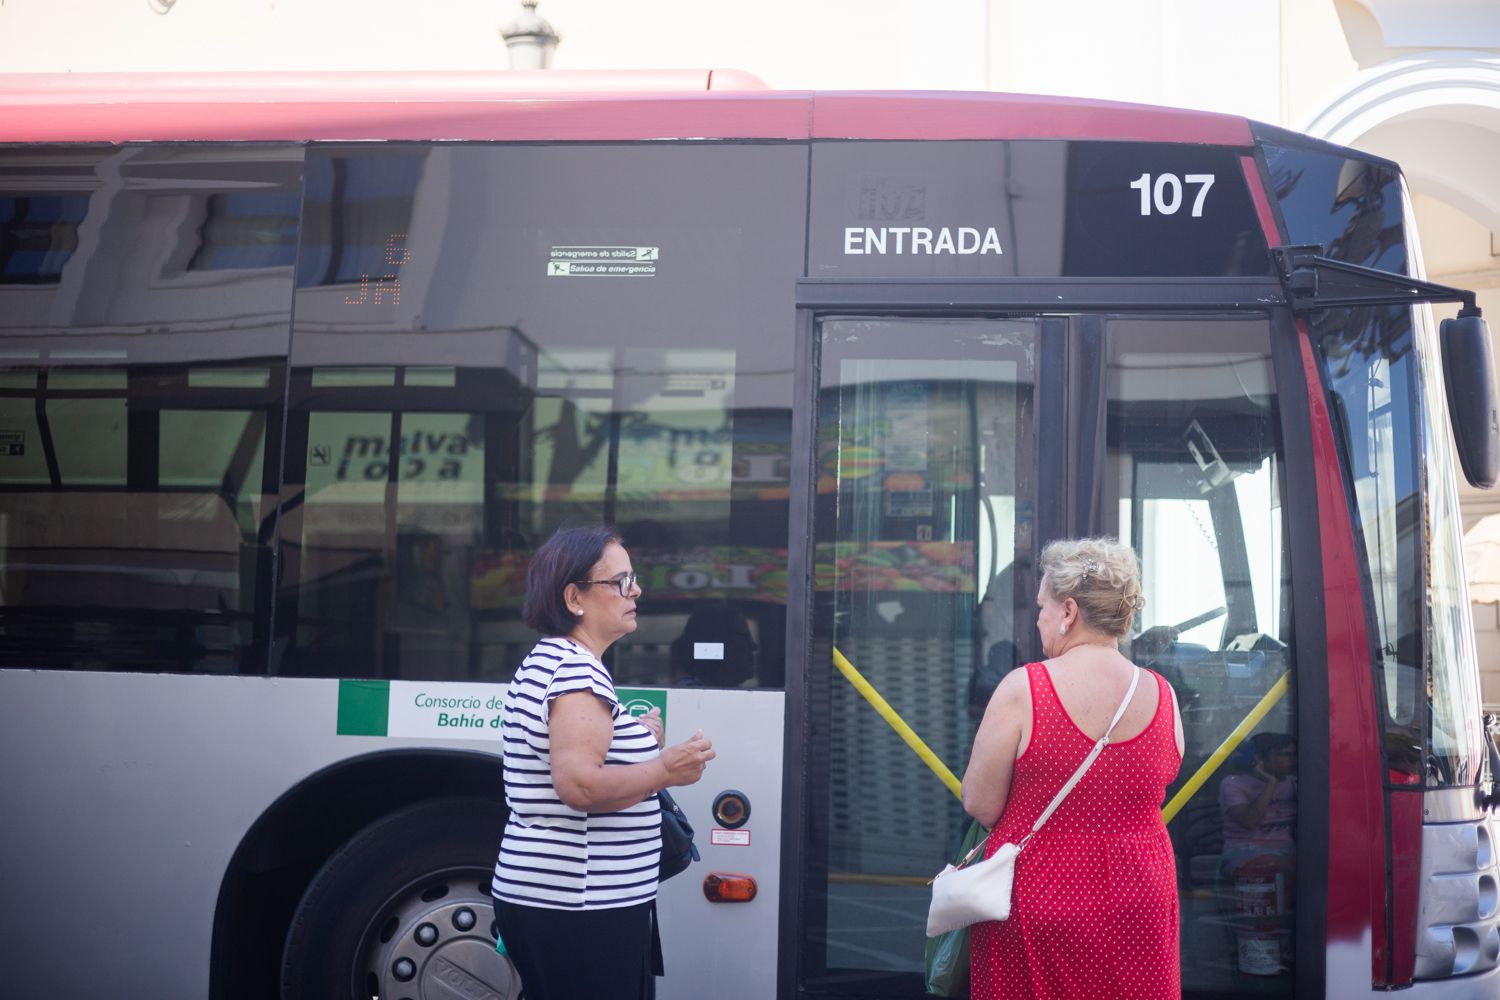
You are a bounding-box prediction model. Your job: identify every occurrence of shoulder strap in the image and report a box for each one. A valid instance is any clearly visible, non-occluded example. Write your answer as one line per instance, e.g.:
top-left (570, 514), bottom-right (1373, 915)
top-left (1019, 666), bottom-right (1140, 848)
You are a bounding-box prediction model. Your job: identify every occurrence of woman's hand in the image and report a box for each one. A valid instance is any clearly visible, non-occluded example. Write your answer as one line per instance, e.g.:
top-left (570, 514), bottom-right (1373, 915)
top-left (638, 706), bottom-right (664, 747)
top-left (659, 729), bottom-right (716, 787)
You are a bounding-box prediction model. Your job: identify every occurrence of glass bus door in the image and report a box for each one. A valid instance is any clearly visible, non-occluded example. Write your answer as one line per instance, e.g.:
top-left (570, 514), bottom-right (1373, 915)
top-left (794, 310), bottom-right (1301, 999)
top-left (797, 316), bottom-right (1044, 996)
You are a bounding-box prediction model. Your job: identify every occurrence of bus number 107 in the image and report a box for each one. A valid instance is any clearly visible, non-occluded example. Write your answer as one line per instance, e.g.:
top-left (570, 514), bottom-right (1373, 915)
top-left (1130, 172), bottom-right (1215, 217)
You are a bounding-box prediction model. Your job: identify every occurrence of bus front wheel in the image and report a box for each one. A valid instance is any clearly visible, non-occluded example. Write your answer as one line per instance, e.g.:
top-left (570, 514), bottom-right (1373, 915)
top-left (279, 797), bottom-right (520, 1000)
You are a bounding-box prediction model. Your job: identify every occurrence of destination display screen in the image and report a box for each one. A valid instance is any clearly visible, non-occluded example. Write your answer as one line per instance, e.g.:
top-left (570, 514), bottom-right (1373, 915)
top-left (808, 140), bottom-right (1269, 278)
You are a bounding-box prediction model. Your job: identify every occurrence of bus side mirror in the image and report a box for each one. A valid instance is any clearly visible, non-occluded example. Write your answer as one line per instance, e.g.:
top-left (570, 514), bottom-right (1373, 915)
top-left (1441, 313), bottom-right (1500, 489)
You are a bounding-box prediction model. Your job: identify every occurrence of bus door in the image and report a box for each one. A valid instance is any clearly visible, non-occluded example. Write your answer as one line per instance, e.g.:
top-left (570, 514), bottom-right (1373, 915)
top-left (789, 314), bottom-right (1047, 998)
top-left (1097, 312), bottom-right (1303, 997)
top-left (788, 309), bottom-right (1305, 999)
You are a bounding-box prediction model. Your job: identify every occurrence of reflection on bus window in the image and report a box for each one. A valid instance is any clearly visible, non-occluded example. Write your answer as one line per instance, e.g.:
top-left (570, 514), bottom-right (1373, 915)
top-left (0, 146), bottom-right (298, 673)
top-left (809, 318), bottom-right (1038, 984)
top-left (297, 151), bottom-right (422, 288)
top-left (189, 191), bottom-right (300, 271)
top-left (0, 194), bottom-right (87, 284)
top-left (1268, 140), bottom-right (1485, 787)
top-left (273, 142), bottom-right (804, 686)
top-left (1103, 315), bottom-right (1297, 994)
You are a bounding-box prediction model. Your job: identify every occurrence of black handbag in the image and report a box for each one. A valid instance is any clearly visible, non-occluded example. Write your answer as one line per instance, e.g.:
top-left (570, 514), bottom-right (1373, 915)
top-left (657, 789), bottom-right (700, 882)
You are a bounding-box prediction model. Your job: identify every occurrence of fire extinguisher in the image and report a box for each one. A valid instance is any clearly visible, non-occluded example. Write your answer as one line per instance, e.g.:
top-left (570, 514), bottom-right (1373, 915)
top-left (1232, 853), bottom-right (1285, 975)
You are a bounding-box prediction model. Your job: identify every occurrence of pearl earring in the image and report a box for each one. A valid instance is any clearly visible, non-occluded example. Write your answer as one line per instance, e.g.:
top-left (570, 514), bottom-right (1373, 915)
top-left (1059, 623), bottom-right (1067, 635)
top-left (574, 608), bottom-right (583, 616)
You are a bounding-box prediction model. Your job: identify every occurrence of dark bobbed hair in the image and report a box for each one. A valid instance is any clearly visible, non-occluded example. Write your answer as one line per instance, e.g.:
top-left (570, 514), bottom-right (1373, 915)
top-left (522, 525), bottom-right (622, 636)
top-left (1248, 731), bottom-right (1296, 760)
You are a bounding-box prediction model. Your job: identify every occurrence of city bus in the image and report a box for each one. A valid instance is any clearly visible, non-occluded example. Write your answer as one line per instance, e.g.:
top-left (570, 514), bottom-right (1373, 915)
top-left (2, 70), bottom-right (1498, 1000)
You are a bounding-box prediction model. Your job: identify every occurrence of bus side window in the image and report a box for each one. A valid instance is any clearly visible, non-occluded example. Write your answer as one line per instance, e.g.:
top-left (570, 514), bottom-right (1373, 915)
top-left (275, 142), bottom-right (804, 685)
top-left (0, 145), bottom-right (300, 673)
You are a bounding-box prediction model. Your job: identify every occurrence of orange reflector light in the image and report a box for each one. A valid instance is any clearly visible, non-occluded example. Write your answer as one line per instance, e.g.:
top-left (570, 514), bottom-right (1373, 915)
top-left (703, 872), bottom-right (757, 903)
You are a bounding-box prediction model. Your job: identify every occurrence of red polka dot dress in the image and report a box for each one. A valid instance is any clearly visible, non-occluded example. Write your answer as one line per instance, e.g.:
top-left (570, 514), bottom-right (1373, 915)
top-left (971, 663), bottom-right (1182, 999)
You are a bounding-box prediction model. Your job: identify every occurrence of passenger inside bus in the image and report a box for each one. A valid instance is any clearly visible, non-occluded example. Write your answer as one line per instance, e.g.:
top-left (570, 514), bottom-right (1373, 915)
top-left (1218, 732), bottom-right (1298, 976)
top-left (1219, 733), bottom-right (1297, 861)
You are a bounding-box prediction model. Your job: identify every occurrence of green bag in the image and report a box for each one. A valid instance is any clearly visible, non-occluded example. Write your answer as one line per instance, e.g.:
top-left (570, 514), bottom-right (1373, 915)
top-left (924, 819), bottom-right (989, 997)
top-left (923, 920), bottom-right (970, 997)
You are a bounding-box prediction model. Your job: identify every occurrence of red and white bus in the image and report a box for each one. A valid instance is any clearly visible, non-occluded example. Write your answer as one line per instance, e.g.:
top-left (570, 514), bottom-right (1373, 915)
top-left (1, 71), bottom-right (1498, 1000)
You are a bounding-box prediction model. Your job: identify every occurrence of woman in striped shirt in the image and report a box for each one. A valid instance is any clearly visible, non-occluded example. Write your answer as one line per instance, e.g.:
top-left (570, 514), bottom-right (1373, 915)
top-left (492, 525), bottom-right (716, 1000)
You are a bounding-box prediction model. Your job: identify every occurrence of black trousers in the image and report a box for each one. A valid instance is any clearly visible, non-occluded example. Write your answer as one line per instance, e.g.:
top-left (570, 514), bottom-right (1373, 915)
top-left (493, 897), bottom-right (660, 1000)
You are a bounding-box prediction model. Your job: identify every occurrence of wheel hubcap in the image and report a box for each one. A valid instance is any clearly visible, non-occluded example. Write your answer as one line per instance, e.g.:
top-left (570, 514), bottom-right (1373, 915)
top-left (364, 870), bottom-right (521, 1000)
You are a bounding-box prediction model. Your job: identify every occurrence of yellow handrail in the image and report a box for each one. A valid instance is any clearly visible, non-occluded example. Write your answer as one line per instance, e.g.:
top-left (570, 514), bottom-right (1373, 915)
top-left (832, 646), bottom-right (964, 800)
top-left (1159, 670), bottom-right (1290, 824)
top-left (833, 645), bottom-right (1290, 825)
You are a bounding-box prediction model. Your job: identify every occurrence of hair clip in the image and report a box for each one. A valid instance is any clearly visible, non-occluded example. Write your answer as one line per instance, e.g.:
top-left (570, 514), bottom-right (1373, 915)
top-left (1083, 558), bottom-right (1099, 579)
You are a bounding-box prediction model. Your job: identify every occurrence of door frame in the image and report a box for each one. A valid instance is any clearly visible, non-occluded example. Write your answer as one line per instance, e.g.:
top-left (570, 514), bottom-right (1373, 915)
top-left (777, 276), bottom-right (1324, 1000)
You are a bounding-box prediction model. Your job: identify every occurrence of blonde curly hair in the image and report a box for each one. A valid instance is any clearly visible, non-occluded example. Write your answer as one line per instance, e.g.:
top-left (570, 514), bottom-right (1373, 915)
top-left (1039, 537), bottom-right (1144, 637)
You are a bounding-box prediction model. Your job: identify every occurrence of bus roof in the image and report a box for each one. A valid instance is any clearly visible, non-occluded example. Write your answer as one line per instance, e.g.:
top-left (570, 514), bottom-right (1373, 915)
top-left (0, 70), bottom-right (1254, 146)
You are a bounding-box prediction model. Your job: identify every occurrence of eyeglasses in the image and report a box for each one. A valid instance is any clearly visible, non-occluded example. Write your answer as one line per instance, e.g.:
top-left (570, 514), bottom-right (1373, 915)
top-left (575, 572), bottom-right (638, 598)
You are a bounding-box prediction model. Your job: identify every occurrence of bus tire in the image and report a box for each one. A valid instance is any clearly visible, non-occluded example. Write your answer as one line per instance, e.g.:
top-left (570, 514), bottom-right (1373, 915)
top-left (279, 796), bottom-right (519, 1000)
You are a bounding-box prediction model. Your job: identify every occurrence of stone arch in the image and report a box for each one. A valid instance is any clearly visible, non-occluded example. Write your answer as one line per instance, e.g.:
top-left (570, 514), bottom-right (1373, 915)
top-left (1301, 53), bottom-right (1500, 233)
top-left (1304, 52), bottom-right (1500, 615)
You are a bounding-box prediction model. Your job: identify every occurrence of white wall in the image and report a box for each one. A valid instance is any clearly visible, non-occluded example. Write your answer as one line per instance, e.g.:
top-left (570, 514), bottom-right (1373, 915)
top-left (0, 0), bottom-right (989, 91)
top-left (988, 0), bottom-right (1281, 121)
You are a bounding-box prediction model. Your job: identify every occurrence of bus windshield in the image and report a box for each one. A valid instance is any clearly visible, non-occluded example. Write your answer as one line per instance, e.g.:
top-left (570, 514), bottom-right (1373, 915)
top-left (1265, 137), bottom-right (1487, 788)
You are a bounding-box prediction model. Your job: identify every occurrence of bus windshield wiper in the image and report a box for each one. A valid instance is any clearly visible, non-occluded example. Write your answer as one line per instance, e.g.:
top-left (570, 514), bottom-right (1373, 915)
top-left (1271, 244), bottom-right (1482, 317)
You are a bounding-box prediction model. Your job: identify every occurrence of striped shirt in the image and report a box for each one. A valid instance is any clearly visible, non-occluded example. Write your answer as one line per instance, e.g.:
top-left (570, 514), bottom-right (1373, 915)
top-left (492, 636), bottom-right (662, 910)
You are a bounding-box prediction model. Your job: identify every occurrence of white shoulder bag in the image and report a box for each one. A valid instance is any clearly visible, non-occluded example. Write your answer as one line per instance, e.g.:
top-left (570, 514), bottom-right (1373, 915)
top-left (926, 666), bottom-right (1141, 937)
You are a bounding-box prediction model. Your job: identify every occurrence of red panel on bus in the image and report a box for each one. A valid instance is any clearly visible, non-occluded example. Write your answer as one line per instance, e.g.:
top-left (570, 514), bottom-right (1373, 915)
top-left (0, 95), bottom-right (812, 144)
top-left (1244, 147), bottom-right (1387, 973)
top-left (1387, 789), bottom-right (1423, 985)
top-left (810, 92), bottom-right (1253, 144)
top-left (0, 73), bottom-right (1253, 146)
top-left (1240, 155), bottom-right (1284, 244)
top-left (1296, 328), bottom-right (1387, 969)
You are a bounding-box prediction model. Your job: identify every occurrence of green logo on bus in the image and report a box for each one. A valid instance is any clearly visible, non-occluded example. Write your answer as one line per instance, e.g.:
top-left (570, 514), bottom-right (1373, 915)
top-left (618, 688), bottom-right (666, 725)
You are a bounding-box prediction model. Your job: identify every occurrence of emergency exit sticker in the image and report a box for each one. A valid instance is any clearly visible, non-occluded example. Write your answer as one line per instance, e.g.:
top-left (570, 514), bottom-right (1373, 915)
top-left (711, 829), bottom-right (751, 847)
top-left (547, 245), bottom-right (659, 277)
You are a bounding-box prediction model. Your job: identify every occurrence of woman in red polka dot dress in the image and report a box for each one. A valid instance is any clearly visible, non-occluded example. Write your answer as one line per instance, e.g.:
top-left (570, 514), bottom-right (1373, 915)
top-left (962, 537), bottom-right (1185, 999)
